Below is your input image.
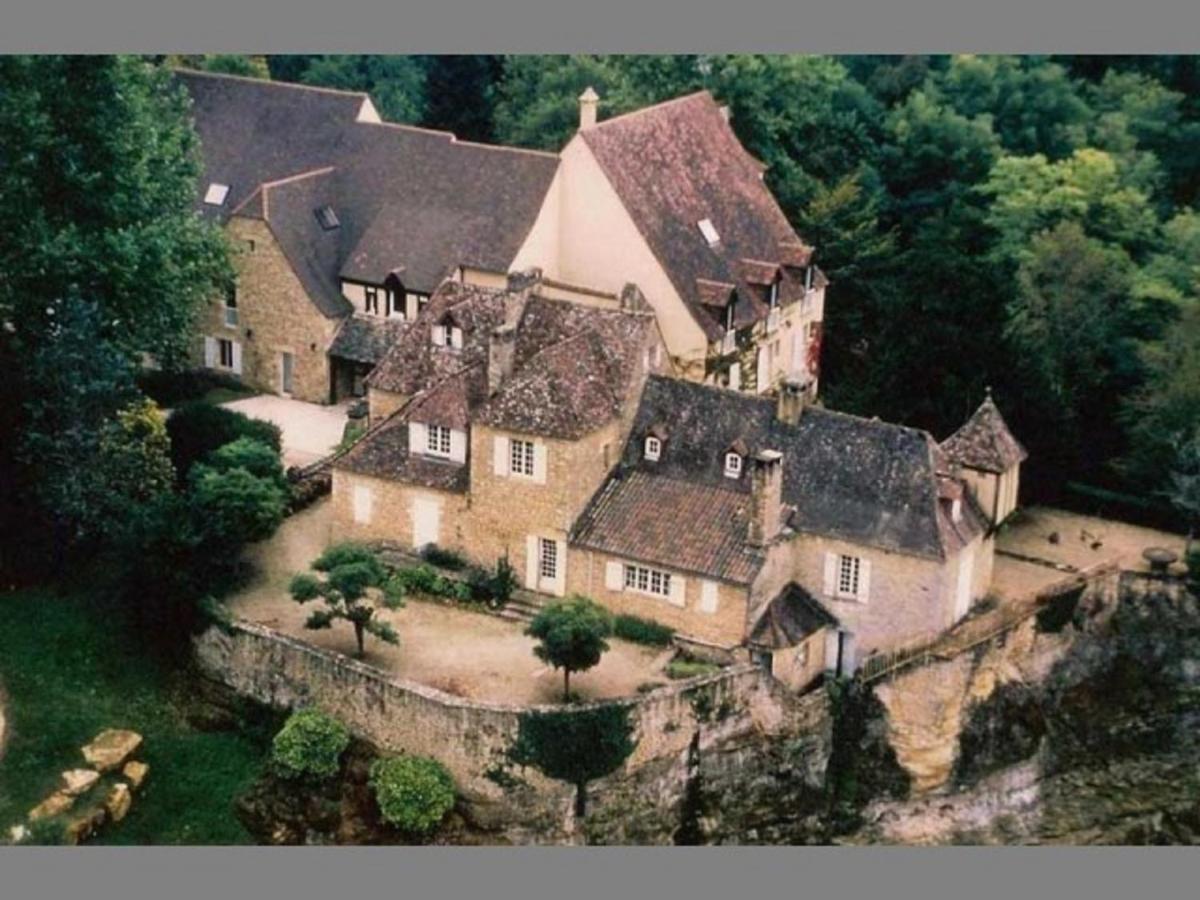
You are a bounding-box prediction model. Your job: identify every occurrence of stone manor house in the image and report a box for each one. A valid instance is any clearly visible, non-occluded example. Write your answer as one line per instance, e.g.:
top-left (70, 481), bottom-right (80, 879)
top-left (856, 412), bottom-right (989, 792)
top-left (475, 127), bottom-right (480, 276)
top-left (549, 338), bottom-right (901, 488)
top-left (179, 69), bottom-right (1025, 687)
top-left (180, 69), bottom-right (827, 405)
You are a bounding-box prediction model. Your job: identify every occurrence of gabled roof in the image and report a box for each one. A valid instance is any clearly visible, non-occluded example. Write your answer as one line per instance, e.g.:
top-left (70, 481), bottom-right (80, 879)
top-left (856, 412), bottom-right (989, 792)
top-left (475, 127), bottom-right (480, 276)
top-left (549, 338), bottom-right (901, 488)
top-left (178, 70), bottom-right (559, 313)
top-left (748, 584), bottom-right (838, 650)
top-left (580, 91), bottom-right (812, 340)
top-left (329, 316), bottom-right (411, 366)
top-left (940, 393), bottom-right (1028, 475)
top-left (571, 470), bottom-right (765, 584)
top-left (587, 376), bottom-right (981, 562)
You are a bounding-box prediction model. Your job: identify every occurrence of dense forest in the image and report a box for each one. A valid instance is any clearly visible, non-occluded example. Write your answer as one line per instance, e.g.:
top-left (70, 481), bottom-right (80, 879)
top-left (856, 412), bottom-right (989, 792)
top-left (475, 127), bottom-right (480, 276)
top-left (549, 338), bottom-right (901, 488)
top-left (2, 55), bottom-right (1199, 587)
top-left (247, 54), bottom-right (1200, 522)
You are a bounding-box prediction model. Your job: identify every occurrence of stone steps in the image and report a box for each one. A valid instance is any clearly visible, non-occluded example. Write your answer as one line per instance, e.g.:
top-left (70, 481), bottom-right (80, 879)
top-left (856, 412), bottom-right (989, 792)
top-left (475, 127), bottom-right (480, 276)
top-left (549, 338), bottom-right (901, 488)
top-left (496, 593), bottom-right (546, 624)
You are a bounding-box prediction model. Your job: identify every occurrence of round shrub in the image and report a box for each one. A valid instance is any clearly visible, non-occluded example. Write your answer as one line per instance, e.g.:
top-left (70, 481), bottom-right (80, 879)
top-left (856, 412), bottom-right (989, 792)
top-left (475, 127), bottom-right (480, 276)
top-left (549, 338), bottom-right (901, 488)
top-left (271, 709), bottom-right (351, 781)
top-left (206, 436), bottom-right (286, 487)
top-left (369, 755), bottom-right (456, 835)
top-left (167, 401), bottom-right (282, 477)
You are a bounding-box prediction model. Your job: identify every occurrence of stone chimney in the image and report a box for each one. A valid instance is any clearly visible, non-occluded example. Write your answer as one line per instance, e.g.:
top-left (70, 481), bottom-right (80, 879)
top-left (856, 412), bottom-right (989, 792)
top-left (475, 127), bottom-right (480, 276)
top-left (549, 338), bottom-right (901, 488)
top-left (579, 86), bottom-right (600, 130)
top-left (504, 267), bottom-right (541, 325)
top-left (777, 377), bottom-right (808, 426)
top-left (487, 323), bottom-right (517, 396)
top-left (747, 450), bottom-right (784, 547)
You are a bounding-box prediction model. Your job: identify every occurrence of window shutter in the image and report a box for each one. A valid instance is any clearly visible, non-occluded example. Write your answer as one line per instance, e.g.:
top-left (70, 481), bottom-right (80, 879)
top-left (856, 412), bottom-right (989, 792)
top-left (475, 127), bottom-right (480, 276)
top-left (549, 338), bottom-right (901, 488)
top-left (700, 580), bottom-right (719, 614)
top-left (857, 559), bottom-right (872, 604)
top-left (824, 631), bottom-right (840, 673)
top-left (409, 422), bottom-right (428, 454)
top-left (204, 337), bottom-right (217, 368)
top-left (524, 535), bottom-right (538, 590)
top-left (553, 539), bottom-right (567, 596)
top-left (352, 485), bottom-right (373, 524)
top-left (729, 362), bottom-right (741, 391)
top-left (532, 442), bottom-right (548, 484)
top-left (823, 552), bottom-right (837, 597)
top-left (605, 561), bottom-right (623, 591)
top-left (449, 428), bottom-right (467, 463)
top-left (231, 341), bottom-right (243, 375)
top-left (668, 574), bottom-right (686, 608)
top-left (493, 435), bottom-right (509, 475)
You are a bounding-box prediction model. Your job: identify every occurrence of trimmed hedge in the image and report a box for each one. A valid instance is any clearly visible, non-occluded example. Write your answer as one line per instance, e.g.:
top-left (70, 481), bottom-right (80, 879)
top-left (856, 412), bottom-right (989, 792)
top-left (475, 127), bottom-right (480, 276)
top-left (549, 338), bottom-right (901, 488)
top-left (167, 401), bottom-right (282, 477)
top-left (270, 709), bottom-right (351, 781)
top-left (613, 613), bottom-right (675, 646)
top-left (369, 755), bottom-right (456, 835)
top-left (419, 544), bottom-right (468, 571)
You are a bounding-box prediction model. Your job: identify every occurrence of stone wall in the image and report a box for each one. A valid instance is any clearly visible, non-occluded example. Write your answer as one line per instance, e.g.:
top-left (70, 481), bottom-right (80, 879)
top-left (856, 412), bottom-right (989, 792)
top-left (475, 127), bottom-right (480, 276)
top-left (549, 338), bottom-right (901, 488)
top-left (193, 618), bottom-right (830, 843)
top-left (194, 217), bottom-right (341, 404)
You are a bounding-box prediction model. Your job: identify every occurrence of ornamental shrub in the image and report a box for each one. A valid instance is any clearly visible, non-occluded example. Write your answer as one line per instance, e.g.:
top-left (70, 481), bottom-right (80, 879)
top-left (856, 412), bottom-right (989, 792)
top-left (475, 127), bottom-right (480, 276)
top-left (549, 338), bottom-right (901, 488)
top-left (271, 709), bottom-right (351, 781)
top-left (369, 755), bottom-right (456, 835)
top-left (420, 544), bottom-right (468, 570)
top-left (613, 613), bottom-right (675, 646)
top-left (206, 436), bottom-right (287, 488)
top-left (166, 401), bottom-right (281, 477)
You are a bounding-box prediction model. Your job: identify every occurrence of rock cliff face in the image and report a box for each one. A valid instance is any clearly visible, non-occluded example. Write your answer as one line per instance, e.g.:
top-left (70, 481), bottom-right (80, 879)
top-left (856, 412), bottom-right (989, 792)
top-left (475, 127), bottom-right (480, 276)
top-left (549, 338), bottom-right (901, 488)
top-left (846, 574), bottom-right (1200, 845)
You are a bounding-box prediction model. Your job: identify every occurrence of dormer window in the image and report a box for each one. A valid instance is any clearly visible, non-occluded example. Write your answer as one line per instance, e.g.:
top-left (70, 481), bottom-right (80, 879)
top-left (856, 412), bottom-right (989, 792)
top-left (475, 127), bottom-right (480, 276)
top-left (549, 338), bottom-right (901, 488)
top-left (315, 205), bottom-right (340, 231)
top-left (644, 436), bottom-right (662, 461)
top-left (204, 182), bottom-right (230, 206)
top-left (432, 324), bottom-right (463, 348)
top-left (724, 452), bottom-right (742, 479)
top-left (426, 424), bottom-right (452, 458)
top-left (364, 285), bottom-right (380, 315)
top-left (698, 218), bottom-right (720, 247)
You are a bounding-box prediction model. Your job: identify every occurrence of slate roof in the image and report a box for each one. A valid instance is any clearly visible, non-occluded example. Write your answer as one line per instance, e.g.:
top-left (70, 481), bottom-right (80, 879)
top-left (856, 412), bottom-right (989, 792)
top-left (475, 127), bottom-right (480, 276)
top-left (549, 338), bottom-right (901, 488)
top-left (940, 393), bottom-right (1028, 474)
top-left (571, 470), bottom-right (766, 584)
top-left (178, 70), bottom-right (559, 315)
top-left (581, 92), bottom-right (814, 340)
top-left (574, 376), bottom-right (983, 572)
top-left (748, 584), bottom-right (839, 649)
top-left (328, 316), bottom-right (410, 365)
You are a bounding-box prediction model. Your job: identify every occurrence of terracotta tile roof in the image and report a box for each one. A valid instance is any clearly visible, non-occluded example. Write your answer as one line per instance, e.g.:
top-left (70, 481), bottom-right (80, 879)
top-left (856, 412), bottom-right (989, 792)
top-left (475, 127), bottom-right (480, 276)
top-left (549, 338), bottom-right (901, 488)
top-left (335, 398), bottom-right (470, 493)
top-left (940, 393), bottom-right (1028, 474)
top-left (178, 70), bottom-right (558, 314)
top-left (748, 584), bottom-right (838, 649)
top-left (571, 470), bottom-right (766, 584)
top-left (328, 316), bottom-right (410, 365)
top-left (594, 376), bottom-right (985, 561)
top-left (580, 91), bottom-right (813, 341)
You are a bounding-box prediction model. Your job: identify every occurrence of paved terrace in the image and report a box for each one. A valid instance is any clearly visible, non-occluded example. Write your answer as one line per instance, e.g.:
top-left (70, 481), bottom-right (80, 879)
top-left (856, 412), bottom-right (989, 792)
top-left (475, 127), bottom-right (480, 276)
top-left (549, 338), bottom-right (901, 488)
top-left (222, 395), bottom-right (352, 468)
top-left (227, 498), bottom-right (674, 706)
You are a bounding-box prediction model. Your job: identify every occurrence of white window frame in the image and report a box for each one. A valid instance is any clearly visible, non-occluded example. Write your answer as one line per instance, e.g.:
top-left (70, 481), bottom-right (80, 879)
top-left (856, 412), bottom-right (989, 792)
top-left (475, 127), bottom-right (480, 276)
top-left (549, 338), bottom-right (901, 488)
top-left (624, 563), bottom-right (672, 599)
top-left (426, 424), bottom-right (452, 458)
top-left (644, 436), bottom-right (662, 461)
top-left (837, 554), bottom-right (862, 600)
top-left (364, 285), bottom-right (380, 316)
top-left (448, 326), bottom-right (464, 350)
top-left (509, 438), bottom-right (535, 478)
top-left (218, 338), bottom-right (235, 370)
top-left (724, 452), bottom-right (742, 479)
top-left (352, 484), bottom-right (373, 524)
top-left (223, 285), bottom-right (239, 328)
top-left (432, 324), bottom-right (447, 347)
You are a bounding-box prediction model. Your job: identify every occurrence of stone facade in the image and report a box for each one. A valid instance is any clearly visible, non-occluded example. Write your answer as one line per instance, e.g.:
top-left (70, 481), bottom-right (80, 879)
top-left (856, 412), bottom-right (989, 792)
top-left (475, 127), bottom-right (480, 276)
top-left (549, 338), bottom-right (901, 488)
top-left (330, 469), bottom-right (470, 551)
top-left (195, 218), bottom-right (339, 403)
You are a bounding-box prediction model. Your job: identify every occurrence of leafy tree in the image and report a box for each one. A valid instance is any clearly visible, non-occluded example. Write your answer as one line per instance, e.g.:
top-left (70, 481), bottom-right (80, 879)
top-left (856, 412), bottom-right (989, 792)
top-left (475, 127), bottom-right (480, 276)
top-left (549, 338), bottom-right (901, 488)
top-left (189, 465), bottom-right (288, 548)
top-left (1121, 303), bottom-right (1200, 489)
top-left (525, 596), bottom-right (613, 701)
top-left (1166, 431), bottom-right (1200, 550)
top-left (91, 397), bottom-right (176, 533)
top-left (271, 709), bottom-right (351, 781)
top-left (205, 436), bottom-right (287, 489)
top-left (166, 54), bottom-right (271, 79)
top-left (166, 401), bottom-right (282, 479)
top-left (368, 755), bottom-right (456, 836)
top-left (420, 55), bottom-right (503, 142)
top-left (1004, 221), bottom-right (1140, 483)
top-left (290, 544), bottom-right (403, 658)
top-left (299, 55), bottom-right (427, 124)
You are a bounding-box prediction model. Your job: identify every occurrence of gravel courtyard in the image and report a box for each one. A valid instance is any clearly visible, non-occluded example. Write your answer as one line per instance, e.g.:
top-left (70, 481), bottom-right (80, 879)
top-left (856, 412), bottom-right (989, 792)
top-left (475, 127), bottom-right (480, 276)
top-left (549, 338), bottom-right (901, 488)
top-left (227, 499), bottom-right (674, 706)
top-left (221, 395), bottom-right (352, 468)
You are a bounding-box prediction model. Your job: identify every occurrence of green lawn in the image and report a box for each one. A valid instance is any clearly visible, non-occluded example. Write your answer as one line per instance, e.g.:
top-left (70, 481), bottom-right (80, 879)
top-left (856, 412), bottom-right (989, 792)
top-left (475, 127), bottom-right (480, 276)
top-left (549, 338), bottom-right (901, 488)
top-left (0, 589), bottom-right (269, 844)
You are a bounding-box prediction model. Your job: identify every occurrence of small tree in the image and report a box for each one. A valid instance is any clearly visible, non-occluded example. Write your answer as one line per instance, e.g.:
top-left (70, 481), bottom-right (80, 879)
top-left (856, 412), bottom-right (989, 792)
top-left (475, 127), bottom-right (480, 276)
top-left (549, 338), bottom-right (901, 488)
top-left (189, 464), bottom-right (287, 548)
top-left (369, 755), bottom-right (456, 837)
top-left (290, 543), bottom-right (403, 658)
top-left (525, 596), bottom-right (613, 701)
top-left (205, 436), bottom-right (287, 489)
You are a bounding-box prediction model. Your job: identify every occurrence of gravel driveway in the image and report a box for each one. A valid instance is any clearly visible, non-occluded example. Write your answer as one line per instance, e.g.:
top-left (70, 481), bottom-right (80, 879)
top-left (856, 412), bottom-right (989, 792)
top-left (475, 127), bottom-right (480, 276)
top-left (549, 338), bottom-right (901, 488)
top-left (222, 395), bottom-right (351, 468)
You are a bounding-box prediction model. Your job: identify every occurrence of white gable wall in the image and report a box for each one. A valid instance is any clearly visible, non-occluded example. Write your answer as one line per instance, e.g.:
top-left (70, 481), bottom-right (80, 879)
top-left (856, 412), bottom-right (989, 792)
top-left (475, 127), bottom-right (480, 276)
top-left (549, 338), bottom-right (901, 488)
top-left (512, 135), bottom-right (709, 378)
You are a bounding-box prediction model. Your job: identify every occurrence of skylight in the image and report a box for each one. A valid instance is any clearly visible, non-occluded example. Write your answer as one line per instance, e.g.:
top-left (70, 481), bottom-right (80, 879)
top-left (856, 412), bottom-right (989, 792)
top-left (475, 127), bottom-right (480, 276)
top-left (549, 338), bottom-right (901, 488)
top-left (315, 205), bottom-right (340, 231)
top-left (204, 183), bottom-right (230, 206)
top-left (698, 218), bottom-right (720, 247)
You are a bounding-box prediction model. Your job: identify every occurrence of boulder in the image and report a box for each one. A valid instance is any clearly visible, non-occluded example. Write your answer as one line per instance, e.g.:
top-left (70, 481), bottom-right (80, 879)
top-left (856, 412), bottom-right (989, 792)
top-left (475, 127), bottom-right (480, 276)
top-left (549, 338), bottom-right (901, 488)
top-left (29, 791), bottom-right (74, 821)
top-left (60, 768), bottom-right (101, 797)
top-left (105, 783), bottom-right (132, 823)
top-left (81, 729), bottom-right (143, 773)
top-left (65, 806), bottom-right (108, 845)
top-left (123, 760), bottom-right (149, 790)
